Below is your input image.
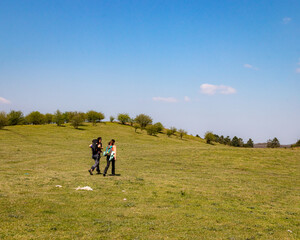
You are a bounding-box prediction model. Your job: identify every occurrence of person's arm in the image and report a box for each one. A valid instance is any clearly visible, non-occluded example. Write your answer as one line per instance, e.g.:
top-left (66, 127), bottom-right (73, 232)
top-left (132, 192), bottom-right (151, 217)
top-left (89, 144), bottom-right (92, 148)
top-left (112, 145), bottom-right (117, 160)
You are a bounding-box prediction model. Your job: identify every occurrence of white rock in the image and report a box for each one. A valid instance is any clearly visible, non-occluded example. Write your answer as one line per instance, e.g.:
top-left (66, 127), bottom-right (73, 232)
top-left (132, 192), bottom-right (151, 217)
top-left (55, 185), bottom-right (62, 188)
top-left (287, 230), bottom-right (293, 233)
top-left (76, 186), bottom-right (93, 191)
top-left (123, 198), bottom-right (127, 201)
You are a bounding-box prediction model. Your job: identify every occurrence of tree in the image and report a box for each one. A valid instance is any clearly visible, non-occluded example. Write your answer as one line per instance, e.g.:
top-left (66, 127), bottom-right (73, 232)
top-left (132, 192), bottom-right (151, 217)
top-left (45, 113), bottom-right (54, 124)
top-left (70, 112), bottom-right (85, 129)
top-left (154, 122), bottom-right (164, 133)
top-left (231, 136), bottom-right (240, 147)
top-left (224, 136), bottom-right (231, 145)
top-left (0, 112), bottom-right (8, 129)
top-left (53, 110), bottom-right (64, 126)
top-left (166, 129), bottom-right (173, 137)
top-left (219, 135), bottom-right (225, 144)
top-left (118, 113), bottom-right (130, 125)
top-left (110, 116), bottom-right (115, 122)
top-left (205, 131), bottom-right (215, 144)
top-left (214, 134), bottom-right (220, 143)
top-left (25, 111), bottom-right (45, 125)
top-left (245, 138), bottom-right (254, 148)
top-left (170, 127), bottom-right (177, 135)
top-left (146, 125), bottom-right (158, 136)
top-left (178, 129), bottom-right (187, 139)
top-left (196, 134), bottom-right (200, 138)
top-left (134, 114), bottom-right (152, 129)
top-left (86, 111), bottom-right (105, 126)
top-left (267, 137), bottom-right (280, 148)
top-left (8, 110), bottom-right (24, 125)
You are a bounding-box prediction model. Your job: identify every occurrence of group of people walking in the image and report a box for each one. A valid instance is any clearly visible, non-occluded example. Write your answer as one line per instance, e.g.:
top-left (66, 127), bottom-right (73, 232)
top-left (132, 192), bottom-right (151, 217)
top-left (88, 137), bottom-right (117, 176)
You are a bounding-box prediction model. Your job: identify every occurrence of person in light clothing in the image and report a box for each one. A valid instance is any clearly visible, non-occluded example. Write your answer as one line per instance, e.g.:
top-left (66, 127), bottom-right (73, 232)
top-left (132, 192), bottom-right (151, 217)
top-left (103, 139), bottom-right (117, 176)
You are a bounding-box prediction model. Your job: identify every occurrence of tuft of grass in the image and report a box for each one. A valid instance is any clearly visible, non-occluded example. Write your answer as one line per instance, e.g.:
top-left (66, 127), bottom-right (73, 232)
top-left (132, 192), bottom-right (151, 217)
top-left (0, 123), bottom-right (299, 239)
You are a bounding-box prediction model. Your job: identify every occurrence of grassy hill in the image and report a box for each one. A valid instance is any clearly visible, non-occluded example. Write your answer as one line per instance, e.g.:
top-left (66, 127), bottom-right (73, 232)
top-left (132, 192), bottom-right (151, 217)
top-left (0, 123), bottom-right (299, 239)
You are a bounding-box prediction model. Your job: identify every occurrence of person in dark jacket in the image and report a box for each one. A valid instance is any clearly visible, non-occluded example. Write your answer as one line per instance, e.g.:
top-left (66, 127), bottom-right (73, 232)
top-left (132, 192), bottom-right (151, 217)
top-left (88, 137), bottom-right (103, 175)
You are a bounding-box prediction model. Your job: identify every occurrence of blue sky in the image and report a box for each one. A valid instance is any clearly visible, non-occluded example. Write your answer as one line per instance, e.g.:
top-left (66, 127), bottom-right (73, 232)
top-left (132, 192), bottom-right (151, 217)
top-left (0, 0), bottom-right (299, 144)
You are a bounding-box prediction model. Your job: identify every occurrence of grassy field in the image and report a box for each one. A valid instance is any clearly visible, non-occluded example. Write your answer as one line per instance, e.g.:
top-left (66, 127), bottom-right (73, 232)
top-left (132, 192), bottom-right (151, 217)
top-left (0, 123), bottom-right (299, 239)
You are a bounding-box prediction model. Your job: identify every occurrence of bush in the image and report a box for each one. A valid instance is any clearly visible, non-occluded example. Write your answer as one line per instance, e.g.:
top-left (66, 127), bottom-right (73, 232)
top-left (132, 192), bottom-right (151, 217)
top-left (118, 113), bottom-right (130, 124)
top-left (146, 125), bottom-right (158, 136)
top-left (86, 110), bottom-right (105, 126)
top-left (291, 139), bottom-right (300, 148)
top-left (135, 114), bottom-right (152, 129)
top-left (166, 129), bottom-right (173, 137)
top-left (128, 118), bottom-right (134, 126)
top-left (110, 116), bottom-right (115, 122)
top-left (70, 112), bottom-right (85, 129)
top-left (0, 112), bottom-right (8, 129)
top-left (205, 131), bottom-right (215, 144)
top-left (25, 111), bottom-right (45, 125)
top-left (231, 136), bottom-right (243, 147)
top-left (267, 137), bottom-right (280, 148)
top-left (133, 123), bottom-right (140, 132)
top-left (154, 122), bottom-right (164, 133)
top-left (224, 136), bottom-right (231, 145)
top-left (53, 110), bottom-right (64, 126)
top-left (8, 110), bottom-right (24, 125)
top-left (45, 113), bottom-right (54, 124)
top-left (178, 129), bottom-right (187, 139)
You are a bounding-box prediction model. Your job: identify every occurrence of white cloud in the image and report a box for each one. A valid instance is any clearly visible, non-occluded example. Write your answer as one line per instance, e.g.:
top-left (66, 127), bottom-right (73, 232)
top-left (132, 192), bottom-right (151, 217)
top-left (184, 96), bottom-right (191, 102)
top-left (200, 84), bottom-right (236, 95)
top-left (0, 97), bottom-right (11, 104)
top-left (244, 63), bottom-right (258, 70)
top-left (283, 17), bottom-right (291, 24)
top-left (152, 97), bottom-right (178, 103)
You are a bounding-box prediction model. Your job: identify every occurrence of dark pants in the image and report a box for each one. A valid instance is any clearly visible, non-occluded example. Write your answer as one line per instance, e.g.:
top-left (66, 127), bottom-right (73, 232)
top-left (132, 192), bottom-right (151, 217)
top-left (91, 154), bottom-right (100, 172)
top-left (103, 155), bottom-right (115, 175)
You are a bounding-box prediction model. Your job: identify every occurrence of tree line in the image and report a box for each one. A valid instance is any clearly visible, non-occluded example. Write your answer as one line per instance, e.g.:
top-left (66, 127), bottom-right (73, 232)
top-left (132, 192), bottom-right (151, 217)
top-left (0, 110), bottom-right (187, 139)
top-left (1, 110), bottom-right (297, 147)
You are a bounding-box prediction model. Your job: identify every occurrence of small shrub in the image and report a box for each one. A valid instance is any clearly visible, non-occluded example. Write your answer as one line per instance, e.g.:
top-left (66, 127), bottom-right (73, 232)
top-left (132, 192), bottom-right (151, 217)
top-left (86, 110), bottom-right (105, 126)
top-left (166, 129), bottom-right (173, 137)
top-left (110, 116), bottom-right (115, 122)
top-left (170, 127), bottom-right (177, 135)
top-left (146, 125), bottom-right (158, 136)
top-left (133, 123), bottom-right (140, 132)
top-left (70, 112), bottom-right (85, 129)
top-left (205, 131), bottom-right (215, 144)
top-left (267, 137), bottom-right (280, 148)
top-left (178, 129), bottom-right (187, 139)
top-left (154, 122), bottom-right (164, 133)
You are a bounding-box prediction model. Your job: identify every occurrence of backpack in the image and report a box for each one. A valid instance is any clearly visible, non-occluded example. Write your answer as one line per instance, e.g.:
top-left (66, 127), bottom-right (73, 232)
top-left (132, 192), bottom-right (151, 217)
top-left (91, 139), bottom-right (99, 155)
top-left (103, 145), bottom-right (113, 156)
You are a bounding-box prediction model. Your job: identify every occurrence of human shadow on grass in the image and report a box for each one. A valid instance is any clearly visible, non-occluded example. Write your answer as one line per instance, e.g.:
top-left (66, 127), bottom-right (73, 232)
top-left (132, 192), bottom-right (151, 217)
top-left (108, 174), bottom-right (121, 176)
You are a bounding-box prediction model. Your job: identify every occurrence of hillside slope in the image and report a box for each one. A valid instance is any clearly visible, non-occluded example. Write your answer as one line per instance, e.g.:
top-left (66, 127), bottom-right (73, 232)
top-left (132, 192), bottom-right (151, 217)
top-left (0, 123), bottom-right (299, 239)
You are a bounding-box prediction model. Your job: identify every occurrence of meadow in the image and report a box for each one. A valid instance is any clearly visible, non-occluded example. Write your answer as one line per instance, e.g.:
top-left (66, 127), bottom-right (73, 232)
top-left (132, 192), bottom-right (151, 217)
top-left (0, 123), bottom-right (299, 239)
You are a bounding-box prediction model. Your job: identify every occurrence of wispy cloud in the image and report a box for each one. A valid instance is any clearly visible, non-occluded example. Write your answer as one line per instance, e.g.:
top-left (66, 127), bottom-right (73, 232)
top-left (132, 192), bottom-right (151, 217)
top-left (244, 63), bottom-right (259, 70)
top-left (282, 17), bottom-right (291, 24)
top-left (152, 97), bottom-right (178, 103)
top-left (0, 97), bottom-right (11, 104)
top-left (184, 96), bottom-right (191, 102)
top-left (200, 84), bottom-right (236, 95)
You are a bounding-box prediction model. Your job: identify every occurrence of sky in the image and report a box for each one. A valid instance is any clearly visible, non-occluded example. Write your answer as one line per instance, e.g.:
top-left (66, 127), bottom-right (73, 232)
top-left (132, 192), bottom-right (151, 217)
top-left (0, 0), bottom-right (299, 144)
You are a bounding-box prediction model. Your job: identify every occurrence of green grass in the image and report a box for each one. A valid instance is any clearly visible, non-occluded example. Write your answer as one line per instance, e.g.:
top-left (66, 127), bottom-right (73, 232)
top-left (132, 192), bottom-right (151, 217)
top-left (0, 123), bottom-right (299, 239)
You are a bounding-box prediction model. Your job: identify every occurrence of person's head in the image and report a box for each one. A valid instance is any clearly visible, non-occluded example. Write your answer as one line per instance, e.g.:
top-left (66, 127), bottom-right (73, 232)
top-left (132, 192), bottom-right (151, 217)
top-left (111, 139), bottom-right (115, 145)
top-left (97, 137), bottom-right (102, 143)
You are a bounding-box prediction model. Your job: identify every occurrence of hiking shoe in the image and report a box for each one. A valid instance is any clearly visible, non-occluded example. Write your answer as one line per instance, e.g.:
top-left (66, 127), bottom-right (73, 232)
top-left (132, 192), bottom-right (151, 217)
top-left (88, 169), bottom-right (93, 175)
top-left (103, 173), bottom-right (106, 177)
